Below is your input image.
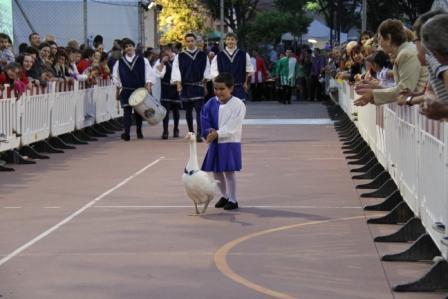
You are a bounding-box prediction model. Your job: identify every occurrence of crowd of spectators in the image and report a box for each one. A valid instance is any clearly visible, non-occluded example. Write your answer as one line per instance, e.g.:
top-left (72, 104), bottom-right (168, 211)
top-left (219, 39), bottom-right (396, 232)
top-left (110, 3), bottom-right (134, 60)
top-left (0, 33), bottom-right (117, 98)
top-left (327, 10), bottom-right (448, 121)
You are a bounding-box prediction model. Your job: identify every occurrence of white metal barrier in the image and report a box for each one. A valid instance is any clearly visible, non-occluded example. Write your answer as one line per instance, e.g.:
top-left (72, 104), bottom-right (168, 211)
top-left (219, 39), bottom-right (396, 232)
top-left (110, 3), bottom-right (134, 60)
top-left (50, 82), bottom-right (76, 137)
top-left (75, 81), bottom-right (96, 130)
top-left (335, 80), bottom-right (448, 259)
top-left (19, 87), bottom-right (52, 146)
top-left (0, 90), bottom-right (21, 152)
top-left (0, 80), bottom-right (118, 156)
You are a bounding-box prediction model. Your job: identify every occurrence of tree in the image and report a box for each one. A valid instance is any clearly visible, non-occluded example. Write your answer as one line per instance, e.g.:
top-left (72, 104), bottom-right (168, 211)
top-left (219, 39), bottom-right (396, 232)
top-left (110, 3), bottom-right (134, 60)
top-left (244, 0), bottom-right (311, 48)
top-left (306, 0), bottom-right (361, 43)
top-left (367, 0), bottom-right (434, 30)
top-left (200, 0), bottom-right (260, 46)
top-left (158, 0), bottom-right (210, 44)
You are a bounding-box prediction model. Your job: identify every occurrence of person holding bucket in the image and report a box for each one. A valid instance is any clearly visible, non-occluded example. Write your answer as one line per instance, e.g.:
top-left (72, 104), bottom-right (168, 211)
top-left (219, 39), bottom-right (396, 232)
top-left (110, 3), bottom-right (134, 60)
top-left (112, 38), bottom-right (156, 141)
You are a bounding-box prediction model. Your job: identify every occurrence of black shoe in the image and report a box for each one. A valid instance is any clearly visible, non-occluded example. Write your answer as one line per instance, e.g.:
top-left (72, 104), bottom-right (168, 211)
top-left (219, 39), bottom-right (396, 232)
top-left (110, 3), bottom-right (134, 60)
top-left (121, 133), bottom-right (130, 141)
top-left (173, 128), bottom-right (179, 138)
top-left (196, 133), bottom-right (203, 143)
top-left (162, 131), bottom-right (168, 139)
top-left (224, 201), bottom-right (239, 210)
top-left (215, 197), bottom-right (228, 208)
top-left (137, 129), bottom-right (144, 139)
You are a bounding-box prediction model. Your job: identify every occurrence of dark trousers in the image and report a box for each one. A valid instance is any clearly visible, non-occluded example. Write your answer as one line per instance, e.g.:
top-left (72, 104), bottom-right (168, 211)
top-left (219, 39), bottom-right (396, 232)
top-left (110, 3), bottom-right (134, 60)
top-left (309, 75), bottom-right (322, 101)
top-left (184, 99), bottom-right (203, 133)
top-left (162, 101), bottom-right (180, 133)
top-left (250, 83), bottom-right (264, 101)
top-left (280, 85), bottom-right (292, 104)
top-left (123, 106), bottom-right (143, 135)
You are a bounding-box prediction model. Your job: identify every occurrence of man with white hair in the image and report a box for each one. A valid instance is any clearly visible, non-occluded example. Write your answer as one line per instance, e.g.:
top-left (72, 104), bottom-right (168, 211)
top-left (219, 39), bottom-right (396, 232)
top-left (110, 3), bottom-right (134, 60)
top-left (420, 13), bottom-right (448, 120)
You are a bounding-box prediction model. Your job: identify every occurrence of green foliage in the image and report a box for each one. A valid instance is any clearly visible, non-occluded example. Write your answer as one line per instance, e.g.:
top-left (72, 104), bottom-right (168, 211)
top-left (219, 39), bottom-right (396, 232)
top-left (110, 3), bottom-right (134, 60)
top-left (158, 0), bottom-right (210, 44)
top-left (245, 0), bottom-right (311, 46)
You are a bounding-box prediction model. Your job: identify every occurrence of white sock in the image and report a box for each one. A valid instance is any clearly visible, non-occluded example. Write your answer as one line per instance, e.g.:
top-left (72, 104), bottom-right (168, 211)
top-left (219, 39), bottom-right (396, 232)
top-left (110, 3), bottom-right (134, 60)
top-left (213, 172), bottom-right (228, 198)
top-left (225, 172), bottom-right (237, 203)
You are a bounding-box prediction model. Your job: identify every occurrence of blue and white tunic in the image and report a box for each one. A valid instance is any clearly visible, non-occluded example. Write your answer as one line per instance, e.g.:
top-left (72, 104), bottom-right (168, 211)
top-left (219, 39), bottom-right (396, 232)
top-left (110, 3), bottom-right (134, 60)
top-left (112, 54), bottom-right (156, 107)
top-left (211, 47), bottom-right (254, 101)
top-left (154, 58), bottom-right (180, 103)
top-left (200, 96), bottom-right (246, 172)
top-left (171, 48), bottom-right (211, 101)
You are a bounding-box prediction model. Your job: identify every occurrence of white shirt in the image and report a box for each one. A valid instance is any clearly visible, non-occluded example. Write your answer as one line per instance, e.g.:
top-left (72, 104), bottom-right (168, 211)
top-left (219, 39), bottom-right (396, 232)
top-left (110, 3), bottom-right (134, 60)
top-left (170, 48), bottom-right (211, 83)
top-left (112, 54), bottom-right (156, 88)
top-left (210, 47), bottom-right (255, 79)
top-left (217, 96), bottom-right (246, 143)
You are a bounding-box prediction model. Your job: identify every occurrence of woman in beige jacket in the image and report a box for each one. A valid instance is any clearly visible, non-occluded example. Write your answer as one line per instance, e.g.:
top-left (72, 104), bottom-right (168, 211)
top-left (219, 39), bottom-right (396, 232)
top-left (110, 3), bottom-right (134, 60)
top-left (355, 19), bottom-right (428, 106)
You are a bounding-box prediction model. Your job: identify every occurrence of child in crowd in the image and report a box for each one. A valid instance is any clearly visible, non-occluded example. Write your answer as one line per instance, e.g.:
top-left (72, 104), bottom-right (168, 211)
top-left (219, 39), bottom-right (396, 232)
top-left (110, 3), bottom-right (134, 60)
top-left (200, 72), bottom-right (246, 210)
top-left (0, 62), bottom-right (27, 98)
top-left (371, 50), bottom-right (394, 88)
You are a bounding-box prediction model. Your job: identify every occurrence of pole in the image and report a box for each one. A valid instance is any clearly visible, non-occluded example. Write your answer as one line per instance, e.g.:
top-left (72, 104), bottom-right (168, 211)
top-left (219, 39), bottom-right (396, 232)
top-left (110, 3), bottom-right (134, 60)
top-left (362, 0), bottom-right (367, 32)
top-left (220, 0), bottom-right (224, 49)
top-left (83, 0), bottom-right (88, 46)
top-left (14, 0), bottom-right (36, 33)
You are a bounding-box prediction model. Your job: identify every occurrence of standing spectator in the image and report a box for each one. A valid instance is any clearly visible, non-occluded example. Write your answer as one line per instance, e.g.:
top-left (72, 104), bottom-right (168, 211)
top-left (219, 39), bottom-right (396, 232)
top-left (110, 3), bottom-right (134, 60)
top-left (276, 48), bottom-right (297, 104)
top-left (250, 49), bottom-right (269, 101)
top-left (0, 62), bottom-right (27, 97)
top-left (66, 48), bottom-right (87, 81)
top-left (309, 48), bottom-right (326, 101)
top-left (39, 43), bottom-right (52, 66)
top-left (52, 50), bottom-right (69, 79)
top-left (98, 52), bottom-right (111, 80)
top-left (108, 46), bottom-right (122, 74)
top-left (29, 32), bottom-right (41, 49)
top-left (25, 46), bottom-right (42, 83)
top-left (0, 33), bottom-right (15, 70)
top-left (355, 19), bottom-right (428, 106)
top-left (16, 53), bottom-right (35, 88)
top-left (77, 48), bottom-right (95, 74)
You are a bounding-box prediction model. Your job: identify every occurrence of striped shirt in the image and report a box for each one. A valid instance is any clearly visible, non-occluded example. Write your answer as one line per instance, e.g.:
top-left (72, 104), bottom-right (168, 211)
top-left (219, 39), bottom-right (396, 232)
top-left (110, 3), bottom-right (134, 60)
top-left (425, 50), bottom-right (448, 103)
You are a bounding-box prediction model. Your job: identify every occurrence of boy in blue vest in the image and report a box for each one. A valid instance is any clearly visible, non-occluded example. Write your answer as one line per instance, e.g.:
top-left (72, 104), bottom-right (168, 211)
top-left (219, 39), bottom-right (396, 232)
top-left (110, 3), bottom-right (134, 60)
top-left (210, 33), bottom-right (254, 101)
top-left (112, 38), bottom-right (156, 141)
top-left (171, 33), bottom-right (211, 142)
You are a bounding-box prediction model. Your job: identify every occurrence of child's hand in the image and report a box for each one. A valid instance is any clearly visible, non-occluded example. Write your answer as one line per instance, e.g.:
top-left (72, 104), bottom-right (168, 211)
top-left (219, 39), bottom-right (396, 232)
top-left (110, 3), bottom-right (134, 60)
top-left (206, 129), bottom-right (218, 143)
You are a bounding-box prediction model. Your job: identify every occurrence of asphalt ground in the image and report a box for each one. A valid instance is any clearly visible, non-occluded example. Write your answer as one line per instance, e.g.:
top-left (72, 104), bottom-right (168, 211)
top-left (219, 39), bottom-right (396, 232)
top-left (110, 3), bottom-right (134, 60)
top-left (0, 101), bottom-right (445, 299)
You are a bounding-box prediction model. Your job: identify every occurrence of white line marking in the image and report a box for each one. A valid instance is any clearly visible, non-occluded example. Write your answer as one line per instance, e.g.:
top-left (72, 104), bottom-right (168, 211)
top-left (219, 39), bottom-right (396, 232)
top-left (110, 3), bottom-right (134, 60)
top-left (3, 207), bottom-right (21, 209)
top-left (93, 205), bottom-right (361, 209)
top-left (0, 157), bottom-right (164, 267)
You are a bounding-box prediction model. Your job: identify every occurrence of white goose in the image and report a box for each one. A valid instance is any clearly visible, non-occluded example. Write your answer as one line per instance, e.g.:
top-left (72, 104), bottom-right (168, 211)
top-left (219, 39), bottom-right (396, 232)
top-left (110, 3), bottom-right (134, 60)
top-left (182, 132), bottom-right (217, 215)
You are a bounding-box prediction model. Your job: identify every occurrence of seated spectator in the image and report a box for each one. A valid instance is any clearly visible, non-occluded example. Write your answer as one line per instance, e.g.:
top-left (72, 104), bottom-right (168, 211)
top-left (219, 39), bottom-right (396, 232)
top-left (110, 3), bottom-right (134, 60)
top-left (0, 62), bottom-right (27, 97)
top-left (0, 33), bottom-right (15, 69)
top-left (355, 19), bottom-right (428, 106)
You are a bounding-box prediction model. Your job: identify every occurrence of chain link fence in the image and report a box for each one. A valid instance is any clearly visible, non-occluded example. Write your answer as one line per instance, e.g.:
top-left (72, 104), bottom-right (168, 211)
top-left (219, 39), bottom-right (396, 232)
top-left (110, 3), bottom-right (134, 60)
top-left (12, 0), bottom-right (140, 51)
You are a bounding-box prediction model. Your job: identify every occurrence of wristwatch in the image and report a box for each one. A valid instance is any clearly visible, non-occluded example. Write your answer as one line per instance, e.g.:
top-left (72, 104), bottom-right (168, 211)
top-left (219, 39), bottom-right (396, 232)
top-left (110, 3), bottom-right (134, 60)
top-left (406, 96), bottom-right (414, 106)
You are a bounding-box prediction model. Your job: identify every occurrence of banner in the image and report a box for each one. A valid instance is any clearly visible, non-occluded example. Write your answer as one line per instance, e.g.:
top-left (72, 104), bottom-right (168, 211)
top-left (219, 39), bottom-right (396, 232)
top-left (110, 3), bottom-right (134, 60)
top-left (0, 0), bottom-right (13, 42)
